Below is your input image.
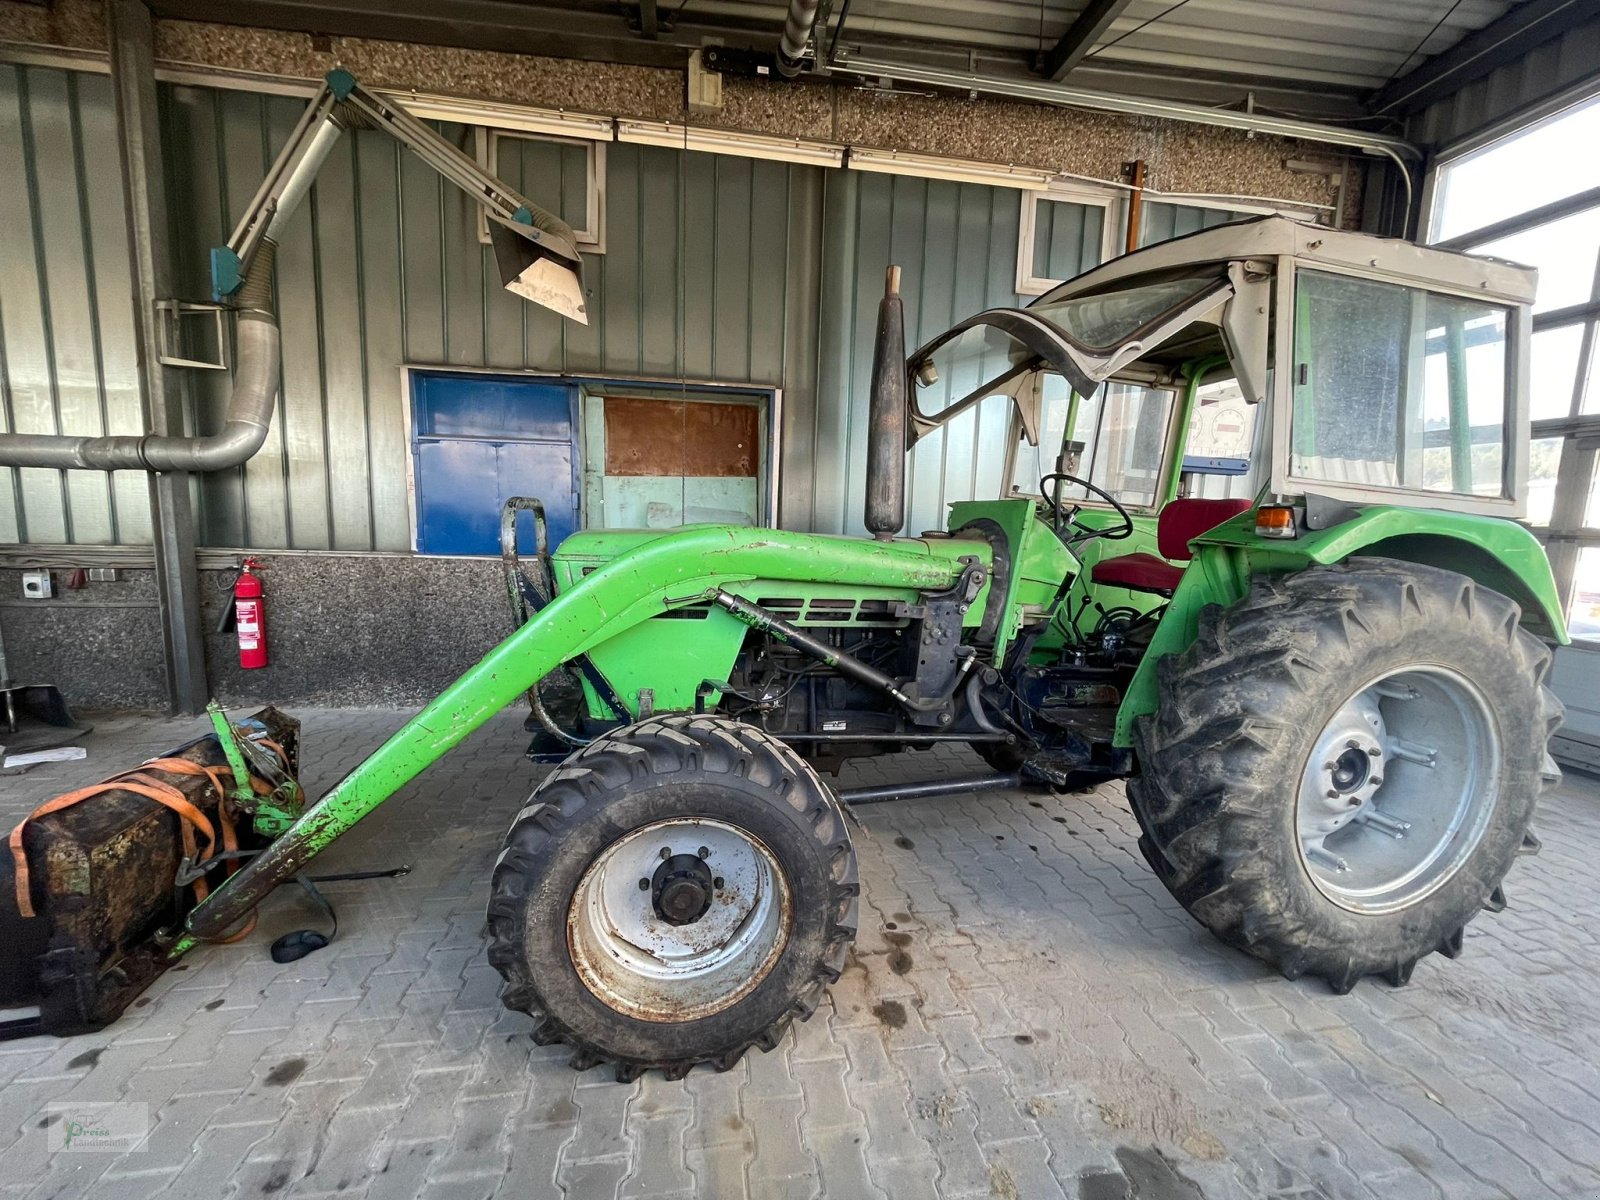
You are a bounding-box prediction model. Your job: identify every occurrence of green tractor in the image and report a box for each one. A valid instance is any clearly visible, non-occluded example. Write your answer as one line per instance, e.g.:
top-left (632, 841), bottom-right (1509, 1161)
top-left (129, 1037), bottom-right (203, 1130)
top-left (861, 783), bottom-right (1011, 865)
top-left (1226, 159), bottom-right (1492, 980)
top-left (5, 215), bottom-right (1567, 1082)
top-left (477, 218), bottom-right (1566, 1075)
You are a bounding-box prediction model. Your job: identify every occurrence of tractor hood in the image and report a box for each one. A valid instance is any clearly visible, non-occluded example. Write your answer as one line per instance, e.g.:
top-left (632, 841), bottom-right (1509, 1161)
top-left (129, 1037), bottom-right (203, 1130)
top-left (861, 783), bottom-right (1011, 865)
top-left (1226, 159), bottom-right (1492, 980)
top-left (553, 526), bottom-right (693, 564)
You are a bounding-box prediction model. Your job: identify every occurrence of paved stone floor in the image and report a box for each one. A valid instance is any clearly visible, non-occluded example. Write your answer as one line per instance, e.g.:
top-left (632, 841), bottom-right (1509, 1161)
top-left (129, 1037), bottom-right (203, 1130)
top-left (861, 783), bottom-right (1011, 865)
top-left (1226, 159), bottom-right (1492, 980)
top-left (2, 707), bottom-right (1599, 1199)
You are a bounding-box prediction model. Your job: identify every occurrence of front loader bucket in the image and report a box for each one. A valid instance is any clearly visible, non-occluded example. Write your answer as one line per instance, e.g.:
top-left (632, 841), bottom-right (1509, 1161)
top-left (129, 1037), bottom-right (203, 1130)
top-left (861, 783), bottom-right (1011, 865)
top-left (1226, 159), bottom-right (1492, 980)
top-left (0, 706), bottom-right (300, 1038)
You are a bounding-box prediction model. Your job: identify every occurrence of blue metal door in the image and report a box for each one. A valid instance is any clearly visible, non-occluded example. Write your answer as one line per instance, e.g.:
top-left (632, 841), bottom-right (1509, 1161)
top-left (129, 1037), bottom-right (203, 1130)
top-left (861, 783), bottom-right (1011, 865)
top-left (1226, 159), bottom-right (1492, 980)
top-left (411, 371), bottom-right (580, 555)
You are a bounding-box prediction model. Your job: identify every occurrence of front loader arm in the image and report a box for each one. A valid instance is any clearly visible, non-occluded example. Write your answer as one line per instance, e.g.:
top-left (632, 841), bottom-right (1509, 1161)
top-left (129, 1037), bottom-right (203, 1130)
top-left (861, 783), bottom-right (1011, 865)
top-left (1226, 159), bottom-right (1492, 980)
top-left (172, 527), bottom-right (971, 951)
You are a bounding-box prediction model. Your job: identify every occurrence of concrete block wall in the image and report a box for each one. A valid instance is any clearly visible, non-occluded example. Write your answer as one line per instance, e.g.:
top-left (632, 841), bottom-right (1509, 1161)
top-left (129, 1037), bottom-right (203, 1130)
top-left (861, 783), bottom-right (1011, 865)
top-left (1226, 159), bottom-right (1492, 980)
top-left (1, 557), bottom-right (515, 710)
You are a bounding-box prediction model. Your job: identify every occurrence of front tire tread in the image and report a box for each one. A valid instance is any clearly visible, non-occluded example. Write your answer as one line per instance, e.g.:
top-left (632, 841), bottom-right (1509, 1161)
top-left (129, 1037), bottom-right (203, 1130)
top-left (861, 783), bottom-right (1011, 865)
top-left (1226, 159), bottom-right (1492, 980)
top-left (488, 715), bottom-right (857, 1080)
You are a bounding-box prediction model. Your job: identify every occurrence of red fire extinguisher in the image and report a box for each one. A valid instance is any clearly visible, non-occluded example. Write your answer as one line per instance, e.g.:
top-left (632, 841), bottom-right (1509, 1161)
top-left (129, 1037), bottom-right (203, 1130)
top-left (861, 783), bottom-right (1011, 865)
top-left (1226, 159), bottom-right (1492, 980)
top-left (233, 557), bottom-right (268, 670)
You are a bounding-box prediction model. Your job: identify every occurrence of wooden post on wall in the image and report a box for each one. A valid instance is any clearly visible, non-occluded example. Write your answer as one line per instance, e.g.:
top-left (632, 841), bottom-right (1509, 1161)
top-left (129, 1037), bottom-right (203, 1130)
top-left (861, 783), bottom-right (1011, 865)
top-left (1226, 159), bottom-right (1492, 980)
top-left (1125, 159), bottom-right (1146, 253)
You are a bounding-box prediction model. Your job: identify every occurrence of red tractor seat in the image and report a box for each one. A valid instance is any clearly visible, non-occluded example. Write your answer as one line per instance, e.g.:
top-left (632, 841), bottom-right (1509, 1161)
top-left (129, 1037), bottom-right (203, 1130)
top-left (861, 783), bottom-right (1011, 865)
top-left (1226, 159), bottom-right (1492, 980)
top-left (1090, 498), bottom-right (1252, 597)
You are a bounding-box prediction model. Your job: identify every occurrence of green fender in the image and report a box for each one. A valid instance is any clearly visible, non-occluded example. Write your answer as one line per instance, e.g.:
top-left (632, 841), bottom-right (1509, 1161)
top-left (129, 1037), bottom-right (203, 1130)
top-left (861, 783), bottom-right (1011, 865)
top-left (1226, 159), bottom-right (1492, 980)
top-left (173, 526), bottom-right (981, 952)
top-left (1112, 505), bottom-right (1568, 746)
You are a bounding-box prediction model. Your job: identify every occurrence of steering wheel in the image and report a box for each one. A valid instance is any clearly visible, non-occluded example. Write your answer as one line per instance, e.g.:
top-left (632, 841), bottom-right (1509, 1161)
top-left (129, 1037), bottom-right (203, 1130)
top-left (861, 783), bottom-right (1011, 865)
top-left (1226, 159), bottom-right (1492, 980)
top-left (1038, 472), bottom-right (1134, 549)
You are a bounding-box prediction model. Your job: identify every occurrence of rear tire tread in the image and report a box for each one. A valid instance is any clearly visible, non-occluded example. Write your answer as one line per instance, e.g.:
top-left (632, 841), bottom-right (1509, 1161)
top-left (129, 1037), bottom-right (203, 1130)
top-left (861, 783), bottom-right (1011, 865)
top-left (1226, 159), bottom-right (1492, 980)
top-left (1129, 557), bottom-right (1562, 994)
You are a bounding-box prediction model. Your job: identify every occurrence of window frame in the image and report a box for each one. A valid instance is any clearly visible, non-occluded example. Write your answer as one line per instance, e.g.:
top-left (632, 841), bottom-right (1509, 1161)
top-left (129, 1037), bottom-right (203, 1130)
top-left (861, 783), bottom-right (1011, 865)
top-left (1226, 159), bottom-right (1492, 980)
top-left (1015, 182), bottom-right (1124, 296)
top-left (577, 386), bottom-right (777, 531)
top-left (474, 127), bottom-right (607, 253)
top-left (1268, 256), bottom-right (1531, 520)
top-left (400, 365), bottom-right (780, 556)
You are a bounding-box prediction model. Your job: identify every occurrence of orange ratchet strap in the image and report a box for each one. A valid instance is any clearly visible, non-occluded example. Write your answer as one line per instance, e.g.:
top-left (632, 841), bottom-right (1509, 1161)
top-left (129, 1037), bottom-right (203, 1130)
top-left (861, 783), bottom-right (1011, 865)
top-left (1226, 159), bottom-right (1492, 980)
top-left (7, 746), bottom-right (284, 943)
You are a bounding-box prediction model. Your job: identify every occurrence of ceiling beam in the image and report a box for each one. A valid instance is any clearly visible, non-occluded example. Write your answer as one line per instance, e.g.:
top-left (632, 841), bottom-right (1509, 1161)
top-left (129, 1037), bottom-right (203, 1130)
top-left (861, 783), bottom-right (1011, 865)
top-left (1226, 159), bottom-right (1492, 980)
top-left (1365, 0), bottom-right (1596, 117)
top-left (841, 55), bottom-right (1417, 156)
top-left (145, 0), bottom-right (729, 68)
top-left (1040, 0), bottom-right (1134, 81)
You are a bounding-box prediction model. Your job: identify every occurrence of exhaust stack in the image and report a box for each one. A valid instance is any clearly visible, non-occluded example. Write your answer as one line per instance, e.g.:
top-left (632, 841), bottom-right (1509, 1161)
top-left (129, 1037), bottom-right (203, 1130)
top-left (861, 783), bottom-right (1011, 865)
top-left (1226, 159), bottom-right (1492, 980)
top-left (863, 265), bottom-right (908, 539)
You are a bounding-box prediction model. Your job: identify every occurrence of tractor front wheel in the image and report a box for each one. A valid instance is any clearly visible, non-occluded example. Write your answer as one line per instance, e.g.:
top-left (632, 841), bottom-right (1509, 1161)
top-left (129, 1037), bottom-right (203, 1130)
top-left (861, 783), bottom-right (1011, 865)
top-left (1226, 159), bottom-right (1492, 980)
top-left (487, 715), bottom-right (857, 1080)
top-left (1130, 558), bottom-right (1562, 993)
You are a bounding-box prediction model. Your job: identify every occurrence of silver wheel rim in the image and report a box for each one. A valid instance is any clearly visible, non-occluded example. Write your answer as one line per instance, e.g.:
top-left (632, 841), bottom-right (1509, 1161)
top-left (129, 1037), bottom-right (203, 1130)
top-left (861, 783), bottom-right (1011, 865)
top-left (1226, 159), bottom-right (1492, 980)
top-left (567, 818), bottom-right (791, 1022)
top-left (1296, 665), bottom-right (1501, 913)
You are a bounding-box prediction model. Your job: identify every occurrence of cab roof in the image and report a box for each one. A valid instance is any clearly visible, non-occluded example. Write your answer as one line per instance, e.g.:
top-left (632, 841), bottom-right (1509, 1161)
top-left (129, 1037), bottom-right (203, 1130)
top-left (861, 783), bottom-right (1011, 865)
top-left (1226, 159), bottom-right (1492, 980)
top-left (1033, 215), bottom-right (1538, 308)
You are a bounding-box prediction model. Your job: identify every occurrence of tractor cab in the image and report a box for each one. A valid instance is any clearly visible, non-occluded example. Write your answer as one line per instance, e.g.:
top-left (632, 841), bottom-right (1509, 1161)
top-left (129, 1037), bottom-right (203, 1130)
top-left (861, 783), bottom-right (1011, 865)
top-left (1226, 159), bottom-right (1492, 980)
top-left (905, 215), bottom-right (1541, 663)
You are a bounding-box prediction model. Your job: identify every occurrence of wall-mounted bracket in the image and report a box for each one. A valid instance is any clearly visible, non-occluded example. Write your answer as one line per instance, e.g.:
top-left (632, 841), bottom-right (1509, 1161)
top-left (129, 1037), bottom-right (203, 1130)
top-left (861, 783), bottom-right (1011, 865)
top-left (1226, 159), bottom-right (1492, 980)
top-left (155, 300), bottom-right (230, 371)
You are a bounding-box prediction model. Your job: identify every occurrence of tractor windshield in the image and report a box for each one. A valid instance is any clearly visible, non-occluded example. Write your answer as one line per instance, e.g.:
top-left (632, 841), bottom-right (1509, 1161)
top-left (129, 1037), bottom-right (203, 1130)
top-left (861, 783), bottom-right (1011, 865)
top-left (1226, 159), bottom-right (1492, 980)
top-left (1028, 273), bottom-right (1226, 352)
top-left (1007, 372), bottom-right (1178, 510)
top-left (907, 272), bottom-right (1231, 429)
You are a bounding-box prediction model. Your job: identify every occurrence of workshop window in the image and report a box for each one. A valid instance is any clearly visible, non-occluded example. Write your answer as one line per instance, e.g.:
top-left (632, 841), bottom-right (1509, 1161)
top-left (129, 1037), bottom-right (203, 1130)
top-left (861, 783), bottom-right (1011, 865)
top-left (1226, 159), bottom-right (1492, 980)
top-left (1183, 377), bottom-right (1263, 501)
top-left (1429, 89), bottom-right (1600, 646)
top-left (580, 392), bottom-right (773, 530)
top-left (1016, 186), bottom-right (1120, 294)
top-left (476, 129), bottom-right (606, 251)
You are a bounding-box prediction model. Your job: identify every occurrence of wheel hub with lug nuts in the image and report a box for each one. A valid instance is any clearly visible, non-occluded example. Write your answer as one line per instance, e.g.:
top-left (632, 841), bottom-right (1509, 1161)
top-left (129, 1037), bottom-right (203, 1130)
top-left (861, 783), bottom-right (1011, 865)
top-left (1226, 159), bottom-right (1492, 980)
top-left (652, 853), bottom-right (715, 926)
top-left (1296, 665), bottom-right (1500, 913)
top-left (1301, 693), bottom-right (1389, 847)
top-left (568, 818), bottom-right (791, 1022)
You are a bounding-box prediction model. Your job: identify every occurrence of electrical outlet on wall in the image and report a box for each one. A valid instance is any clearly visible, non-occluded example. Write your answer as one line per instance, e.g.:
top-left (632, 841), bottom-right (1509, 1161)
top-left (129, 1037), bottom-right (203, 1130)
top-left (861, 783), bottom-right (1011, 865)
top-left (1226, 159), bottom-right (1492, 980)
top-left (21, 570), bottom-right (52, 599)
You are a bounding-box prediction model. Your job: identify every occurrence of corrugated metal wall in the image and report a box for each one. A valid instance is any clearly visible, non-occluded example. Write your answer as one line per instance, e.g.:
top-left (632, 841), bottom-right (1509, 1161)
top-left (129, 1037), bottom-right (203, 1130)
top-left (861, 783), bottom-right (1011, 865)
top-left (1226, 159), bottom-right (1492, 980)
top-left (2, 63), bottom-right (1047, 549)
top-left (0, 64), bottom-right (150, 547)
top-left (1, 64), bottom-right (824, 551)
top-left (24, 43), bottom-right (1600, 556)
top-left (812, 170), bottom-right (1026, 537)
top-left (160, 83), bottom-right (819, 551)
top-left (1139, 201), bottom-right (1254, 244)
top-left (1410, 14), bottom-right (1600, 148)
top-left (1, 63), bottom-right (1032, 550)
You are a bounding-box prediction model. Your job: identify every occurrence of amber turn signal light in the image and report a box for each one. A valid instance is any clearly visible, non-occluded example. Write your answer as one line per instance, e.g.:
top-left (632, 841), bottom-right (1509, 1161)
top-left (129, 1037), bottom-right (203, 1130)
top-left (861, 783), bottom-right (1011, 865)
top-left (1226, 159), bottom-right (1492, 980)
top-left (1255, 505), bottom-right (1297, 539)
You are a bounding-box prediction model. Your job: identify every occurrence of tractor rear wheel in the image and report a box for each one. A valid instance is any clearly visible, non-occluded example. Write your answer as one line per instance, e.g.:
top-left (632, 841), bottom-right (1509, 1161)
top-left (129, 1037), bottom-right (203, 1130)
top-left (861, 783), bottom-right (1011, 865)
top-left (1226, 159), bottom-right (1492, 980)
top-left (487, 715), bottom-right (857, 1080)
top-left (1130, 558), bottom-right (1562, 993)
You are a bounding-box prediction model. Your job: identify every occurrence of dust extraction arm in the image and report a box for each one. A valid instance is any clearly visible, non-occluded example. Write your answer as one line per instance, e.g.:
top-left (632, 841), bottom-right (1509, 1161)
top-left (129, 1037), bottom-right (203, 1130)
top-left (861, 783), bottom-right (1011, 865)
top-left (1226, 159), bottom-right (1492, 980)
top-left (0, 69), bottom-right (588, 475)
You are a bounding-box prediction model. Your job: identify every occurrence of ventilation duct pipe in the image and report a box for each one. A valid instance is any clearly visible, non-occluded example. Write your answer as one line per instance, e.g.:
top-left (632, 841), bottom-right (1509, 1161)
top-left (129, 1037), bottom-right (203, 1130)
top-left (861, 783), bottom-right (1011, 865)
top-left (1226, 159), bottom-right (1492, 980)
top-left (0, 70), bottom-right (586, 476)
top-left (0, 106), bottom-right (348, 474)
top-left (777, 0), bottom-right (823, 77)
top-left (0, 253), bottom-right (281, 474)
